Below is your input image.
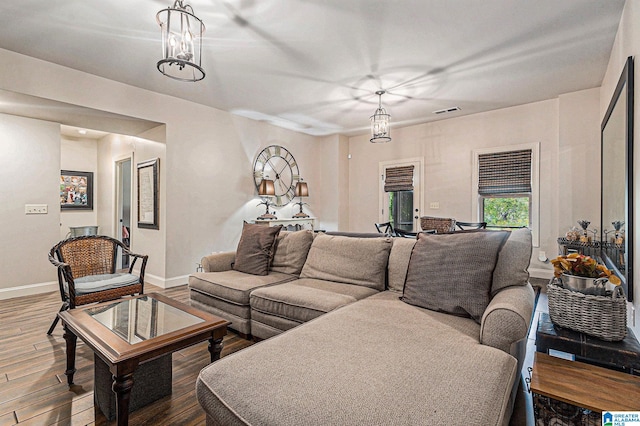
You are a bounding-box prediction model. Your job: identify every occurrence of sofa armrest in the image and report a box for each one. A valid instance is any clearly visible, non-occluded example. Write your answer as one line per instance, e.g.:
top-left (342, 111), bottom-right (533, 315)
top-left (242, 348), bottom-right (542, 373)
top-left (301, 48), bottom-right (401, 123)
top-left (480, 283), bottom-right (535, 358)
top-left (201, 251), bottom-right (236, 272)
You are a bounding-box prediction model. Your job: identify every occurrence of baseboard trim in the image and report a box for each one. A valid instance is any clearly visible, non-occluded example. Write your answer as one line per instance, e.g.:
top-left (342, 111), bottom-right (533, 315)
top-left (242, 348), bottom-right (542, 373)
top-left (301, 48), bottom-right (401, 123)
top-left (0, 274), bottom-right (190, 300)
top-left (529, 267), bottom-right (554, 280)
top-left (144, 273), bottom-right (189, 289)
top-left (0, 281), bottom-right (58, 300)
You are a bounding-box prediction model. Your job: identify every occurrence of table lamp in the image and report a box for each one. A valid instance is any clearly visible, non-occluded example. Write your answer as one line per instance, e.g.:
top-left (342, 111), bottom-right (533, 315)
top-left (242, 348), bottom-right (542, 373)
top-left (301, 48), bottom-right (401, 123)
top-left (257, 178), bottom-right (277, 220)
top-left (293, 180), bottom-right (309, 218)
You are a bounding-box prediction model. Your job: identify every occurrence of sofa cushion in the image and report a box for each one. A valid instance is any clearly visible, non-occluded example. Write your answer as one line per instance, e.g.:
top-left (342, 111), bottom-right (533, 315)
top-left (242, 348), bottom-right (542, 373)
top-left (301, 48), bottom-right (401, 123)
top-left (270, 230), bottom-right (314, 275)
top-left (250, 281), bottom-right (358, 324)
top-left (402, 230), bottom-right (509, 323)
top-left (387, 238), bottom-right (416, 293)
top-left (189, 270), bottom-right (296, 305)
top-left (197, 295), bottom-right (518, 426)
top-left (233, 223), bottom-right (282, 275)
top-left (491, 227), bottom-right (532, 296)
top-left (300, 233), bottom-right (392, 291)
top-left (294, 278), bottom-right (379, 300)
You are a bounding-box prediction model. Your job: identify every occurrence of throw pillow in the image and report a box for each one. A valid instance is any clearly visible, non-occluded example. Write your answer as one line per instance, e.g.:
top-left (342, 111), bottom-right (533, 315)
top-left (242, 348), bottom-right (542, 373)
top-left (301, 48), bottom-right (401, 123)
top-left (402, 230), bottom-right (510, 323)
top-left (300, 233), bottom-right (392, 291)
top-left (491, 228), bottom-right (532, 296)
top-left (270, 230), bottom-right (314, 276)
top-left (233, 222), bottom-right (283, 276)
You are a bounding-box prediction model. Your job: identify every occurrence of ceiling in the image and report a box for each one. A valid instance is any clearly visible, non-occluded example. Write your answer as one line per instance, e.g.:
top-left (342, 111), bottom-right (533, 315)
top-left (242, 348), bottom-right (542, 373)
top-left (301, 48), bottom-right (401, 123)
top-left (0, 1), bottom-right (626, 137)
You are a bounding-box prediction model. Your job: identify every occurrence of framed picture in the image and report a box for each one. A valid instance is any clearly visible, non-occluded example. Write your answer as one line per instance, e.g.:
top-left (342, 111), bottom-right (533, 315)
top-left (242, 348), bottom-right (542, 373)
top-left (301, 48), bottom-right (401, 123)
top-left (60, 170), bottom-right (93, 210)
top-left (137, 158), bottom-right (159, 230)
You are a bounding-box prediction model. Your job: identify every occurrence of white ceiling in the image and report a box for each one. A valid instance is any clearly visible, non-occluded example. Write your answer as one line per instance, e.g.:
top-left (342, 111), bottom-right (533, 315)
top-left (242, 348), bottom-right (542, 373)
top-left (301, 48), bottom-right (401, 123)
top-left (0, 1), bottom-right (626, 137)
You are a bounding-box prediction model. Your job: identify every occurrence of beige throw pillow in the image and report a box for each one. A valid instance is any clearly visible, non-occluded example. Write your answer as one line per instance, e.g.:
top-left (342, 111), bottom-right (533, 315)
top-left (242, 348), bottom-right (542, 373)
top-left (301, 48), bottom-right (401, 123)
top-left (491, 228), bottom-right (532, 296)
top-left (270, 230), bottom-right (314, 276)
top-left (233, 223), bottom-right (282, 276)
top-left (402, 230), bottom-right (510, 323)
top-left (300, 233), bottom-right (392, 291)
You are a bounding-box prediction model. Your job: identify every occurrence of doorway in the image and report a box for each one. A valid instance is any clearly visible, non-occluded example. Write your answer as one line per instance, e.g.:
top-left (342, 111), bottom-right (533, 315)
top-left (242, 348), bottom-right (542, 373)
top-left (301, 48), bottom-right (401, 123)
top-left (116, 157), bottom-right (132, 269)
top-left (379, 158), bottom-right (423, 232)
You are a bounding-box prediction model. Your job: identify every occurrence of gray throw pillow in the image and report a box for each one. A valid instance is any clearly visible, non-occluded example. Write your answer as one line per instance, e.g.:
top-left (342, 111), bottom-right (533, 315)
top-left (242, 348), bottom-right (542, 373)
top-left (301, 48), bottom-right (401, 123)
top-left (402, 230), bottom-right (510, 323)
top-left (233, 223), bottom-right (283, 276)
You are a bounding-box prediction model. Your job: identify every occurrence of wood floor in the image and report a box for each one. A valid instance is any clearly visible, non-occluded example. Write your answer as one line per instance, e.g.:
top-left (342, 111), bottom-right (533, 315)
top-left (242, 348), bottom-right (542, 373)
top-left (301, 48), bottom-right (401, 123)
top-left (0, 285), bottom-right (253, 426)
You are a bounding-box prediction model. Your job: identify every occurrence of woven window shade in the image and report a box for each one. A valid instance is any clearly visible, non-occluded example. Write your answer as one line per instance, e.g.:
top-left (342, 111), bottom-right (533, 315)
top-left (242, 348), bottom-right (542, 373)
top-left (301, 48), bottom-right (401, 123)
top-left (384, 165), bottom-right (414, 192)
top-left (478, 149), bottom-right (532, 195)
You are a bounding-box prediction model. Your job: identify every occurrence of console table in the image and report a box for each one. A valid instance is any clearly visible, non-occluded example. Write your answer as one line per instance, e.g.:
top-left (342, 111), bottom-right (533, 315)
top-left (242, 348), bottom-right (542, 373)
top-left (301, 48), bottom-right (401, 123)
top-left (536, 312), bottom-right (640, 374)
top-left (253, 217), bottom-right (315, 231)
top-left (530, 352), bottom-right (640, 423)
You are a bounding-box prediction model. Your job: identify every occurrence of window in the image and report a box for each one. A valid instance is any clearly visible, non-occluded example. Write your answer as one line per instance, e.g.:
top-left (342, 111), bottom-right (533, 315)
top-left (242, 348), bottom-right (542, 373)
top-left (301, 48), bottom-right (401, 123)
top-left (472, 144), bottom-right (539, 246)
top-left (389, 190), bottom-right (414, 231)
top-left (379, 159), bottom-right (423, 232)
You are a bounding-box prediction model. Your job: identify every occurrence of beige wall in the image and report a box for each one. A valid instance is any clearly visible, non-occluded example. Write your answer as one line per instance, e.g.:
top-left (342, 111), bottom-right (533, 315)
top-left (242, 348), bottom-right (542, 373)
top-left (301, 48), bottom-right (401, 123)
top-left (0, 114), bottom-right (61, 296)
top-left (0, 30), bottom-right (619, 302)
top-left (97, 133), bottom-right (167, 284)
top-left (0, 48), bottom-right (344, 296)
top-left (558, 89), bottom-right (602, 234)
top-left (348, 89), bottom-right (601, 278)
top-left (600, 0), bottom-right (640, 337)
top-left (349, 99), bottom-right (556, 276)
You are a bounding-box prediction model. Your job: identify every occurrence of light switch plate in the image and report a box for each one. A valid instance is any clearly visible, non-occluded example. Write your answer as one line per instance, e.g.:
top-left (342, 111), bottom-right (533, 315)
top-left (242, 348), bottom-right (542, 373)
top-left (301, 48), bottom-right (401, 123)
top-left (25, 204), bottom-right (48, 214)
top-left (429, 202), bottom-right (440, 209)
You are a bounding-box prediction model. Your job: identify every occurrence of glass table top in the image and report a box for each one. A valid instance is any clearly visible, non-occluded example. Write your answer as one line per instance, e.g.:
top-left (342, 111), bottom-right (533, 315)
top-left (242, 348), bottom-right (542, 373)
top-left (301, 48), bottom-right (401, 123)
top-left (86, 296), bottom-right (204, 344)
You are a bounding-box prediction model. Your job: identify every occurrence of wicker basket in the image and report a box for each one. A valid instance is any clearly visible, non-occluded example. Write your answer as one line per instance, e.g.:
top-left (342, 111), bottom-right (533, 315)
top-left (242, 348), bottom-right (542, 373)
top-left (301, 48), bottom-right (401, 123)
top-left (547, 281), bottom-right (627, 341)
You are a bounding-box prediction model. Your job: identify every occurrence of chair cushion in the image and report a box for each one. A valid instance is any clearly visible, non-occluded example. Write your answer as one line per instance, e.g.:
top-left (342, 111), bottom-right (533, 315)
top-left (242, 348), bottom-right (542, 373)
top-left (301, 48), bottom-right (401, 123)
top-left (300, 233), bottom-right (392, 291)
top-left (233, 222), bottom-right (283, 276)
top-left (73, 273), bottom-right (140, 295)
top-left (270, 230), bottom-right (314, 275)
top-left (402, 230), bottom-right (509, 323)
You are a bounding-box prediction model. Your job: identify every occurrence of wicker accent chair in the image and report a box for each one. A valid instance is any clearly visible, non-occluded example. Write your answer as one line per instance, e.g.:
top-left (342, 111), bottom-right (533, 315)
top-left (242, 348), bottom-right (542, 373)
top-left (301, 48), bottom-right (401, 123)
top-left (419, 216), bottom-right (456, 234)
top-left (47, 235), bottom-right (148, 335)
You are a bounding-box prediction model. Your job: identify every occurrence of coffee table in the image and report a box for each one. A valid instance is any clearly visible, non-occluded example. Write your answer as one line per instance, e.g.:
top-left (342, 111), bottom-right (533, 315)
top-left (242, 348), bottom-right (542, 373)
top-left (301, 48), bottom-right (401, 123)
top-left (58, 292), bottom-right (229, 426)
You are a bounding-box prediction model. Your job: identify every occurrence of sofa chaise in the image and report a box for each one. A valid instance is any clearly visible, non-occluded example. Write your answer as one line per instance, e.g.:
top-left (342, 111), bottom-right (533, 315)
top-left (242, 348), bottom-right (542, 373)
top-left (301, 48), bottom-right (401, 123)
top-left (190, 227), bottom-right (535, 425)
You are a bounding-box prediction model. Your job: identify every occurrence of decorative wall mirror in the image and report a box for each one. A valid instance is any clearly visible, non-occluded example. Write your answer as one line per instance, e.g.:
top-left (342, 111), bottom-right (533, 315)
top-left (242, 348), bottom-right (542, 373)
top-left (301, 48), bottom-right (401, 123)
top-left (601, 56), bottom-right (634, 301)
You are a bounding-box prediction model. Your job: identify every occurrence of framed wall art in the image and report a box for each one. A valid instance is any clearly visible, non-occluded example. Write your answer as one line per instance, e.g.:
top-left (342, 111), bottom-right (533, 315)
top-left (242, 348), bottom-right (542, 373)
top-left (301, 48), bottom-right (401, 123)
top-left (60, 170), bottom-right (93, 210)
top-left (137, 158), bottom-right (159, 230)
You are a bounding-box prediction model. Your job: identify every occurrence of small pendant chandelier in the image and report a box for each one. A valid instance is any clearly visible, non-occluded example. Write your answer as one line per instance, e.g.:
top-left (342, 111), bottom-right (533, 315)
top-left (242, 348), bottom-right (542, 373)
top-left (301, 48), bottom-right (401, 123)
top-left (370, 90), bottom-right (391, 143)
top-left (156, 0), bottom-right (205, 82)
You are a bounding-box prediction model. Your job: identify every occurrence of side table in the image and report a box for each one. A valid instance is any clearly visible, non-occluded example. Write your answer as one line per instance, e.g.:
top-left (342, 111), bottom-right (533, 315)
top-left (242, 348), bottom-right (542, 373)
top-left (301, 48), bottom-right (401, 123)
top-left (536, 312), bottom-right (640, 374)
top-left (252, 217), bottom-right (315, 231)
top-left (530, 352), bottom-right (640, 424)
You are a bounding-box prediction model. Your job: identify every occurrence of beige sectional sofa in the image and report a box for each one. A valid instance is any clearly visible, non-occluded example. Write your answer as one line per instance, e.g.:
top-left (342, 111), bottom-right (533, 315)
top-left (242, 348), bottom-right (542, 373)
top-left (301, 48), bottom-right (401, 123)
top-left (190, 228), bottom-right (535, 425)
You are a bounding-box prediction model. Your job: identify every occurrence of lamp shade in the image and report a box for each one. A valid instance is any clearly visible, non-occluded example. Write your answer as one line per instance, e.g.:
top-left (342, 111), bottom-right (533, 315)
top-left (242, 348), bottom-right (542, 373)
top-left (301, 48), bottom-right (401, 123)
top-left (156, 0), bottom-right (205, 82)
top-left (258, 179), bottom-right (275, 196)
top-left (295, 181), bottom-right (309, 197)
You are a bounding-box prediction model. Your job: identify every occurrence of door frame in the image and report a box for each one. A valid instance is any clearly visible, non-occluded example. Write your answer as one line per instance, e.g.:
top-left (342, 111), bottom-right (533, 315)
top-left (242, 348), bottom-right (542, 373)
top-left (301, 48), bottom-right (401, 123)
top-left (378, 157), bottom-right (424, 232)
top-left (114, 154), bottom-right (134, 268)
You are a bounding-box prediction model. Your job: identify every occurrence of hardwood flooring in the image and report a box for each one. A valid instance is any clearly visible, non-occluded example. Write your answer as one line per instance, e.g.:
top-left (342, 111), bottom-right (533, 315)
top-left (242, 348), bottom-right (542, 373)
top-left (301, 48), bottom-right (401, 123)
top-left (1, 281), bottom-right (547, 426)
top-left (0, 285), bottom-right (253, 426)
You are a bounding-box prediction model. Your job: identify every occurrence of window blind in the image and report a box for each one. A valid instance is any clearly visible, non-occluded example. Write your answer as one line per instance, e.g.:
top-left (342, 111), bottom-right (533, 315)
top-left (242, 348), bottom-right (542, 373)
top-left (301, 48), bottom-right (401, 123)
top-left (478, 149), bottom-right (532, 195)
top-left (384, 165), bottom-right (414, 192)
